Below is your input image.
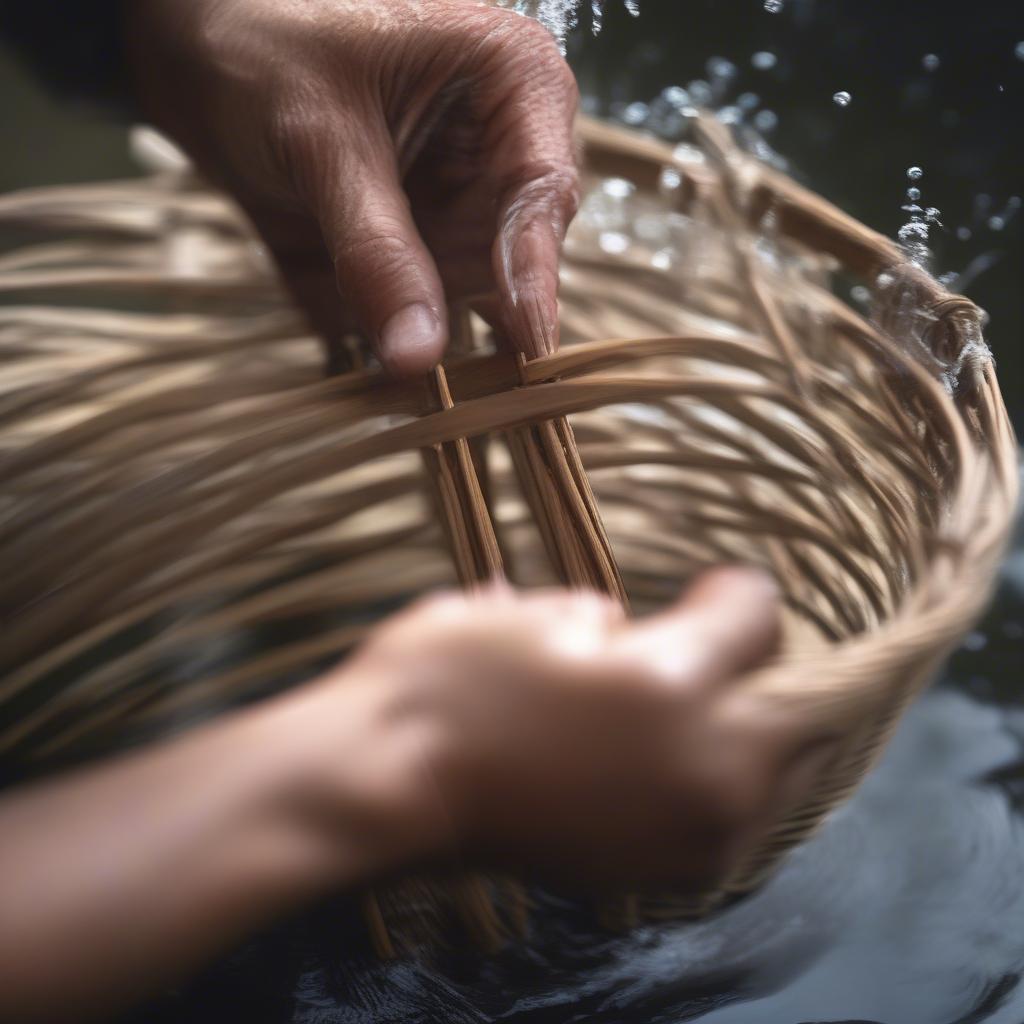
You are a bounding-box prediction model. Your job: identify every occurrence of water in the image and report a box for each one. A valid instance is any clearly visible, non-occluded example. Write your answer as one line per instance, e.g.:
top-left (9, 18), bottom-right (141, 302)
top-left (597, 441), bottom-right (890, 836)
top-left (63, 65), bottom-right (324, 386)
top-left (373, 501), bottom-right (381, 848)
top-left (498, 0), bottom-right (640, 51)
top-left (833, 89), bottom-right (852, 106)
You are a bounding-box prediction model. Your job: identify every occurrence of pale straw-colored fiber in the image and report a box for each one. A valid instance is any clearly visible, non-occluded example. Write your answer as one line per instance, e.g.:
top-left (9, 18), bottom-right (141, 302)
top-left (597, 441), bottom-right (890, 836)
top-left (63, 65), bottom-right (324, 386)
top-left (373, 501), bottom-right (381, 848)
top-left (0, 115), bottom-right (1016, 950)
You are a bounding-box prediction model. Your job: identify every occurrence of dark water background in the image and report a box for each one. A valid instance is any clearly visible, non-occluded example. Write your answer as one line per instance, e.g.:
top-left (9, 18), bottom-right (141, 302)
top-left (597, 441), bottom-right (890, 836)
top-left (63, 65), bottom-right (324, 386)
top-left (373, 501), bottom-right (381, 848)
top-left (1, 2), bottom-right (1023, 1021)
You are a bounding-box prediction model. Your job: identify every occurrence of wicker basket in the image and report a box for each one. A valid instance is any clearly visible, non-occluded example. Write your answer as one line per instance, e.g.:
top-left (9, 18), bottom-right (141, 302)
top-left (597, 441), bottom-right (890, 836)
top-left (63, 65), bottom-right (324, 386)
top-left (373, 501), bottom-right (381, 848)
top-left (0, 115), bottom-right (1016, 950)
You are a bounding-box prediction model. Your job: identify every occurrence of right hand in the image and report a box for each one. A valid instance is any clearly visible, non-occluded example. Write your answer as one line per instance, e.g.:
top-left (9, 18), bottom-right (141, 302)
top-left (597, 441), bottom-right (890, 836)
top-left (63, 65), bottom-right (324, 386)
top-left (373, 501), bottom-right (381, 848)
top-left (306, 567), bottom-right (834, 890)
top-left (128, 0), bottom-right (580, 374)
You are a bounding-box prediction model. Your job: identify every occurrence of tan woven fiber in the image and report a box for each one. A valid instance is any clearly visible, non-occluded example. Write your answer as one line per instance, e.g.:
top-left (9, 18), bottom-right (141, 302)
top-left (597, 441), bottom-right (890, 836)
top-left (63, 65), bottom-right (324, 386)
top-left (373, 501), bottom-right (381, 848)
top-left (0, 114), bottom-right (1017, 950)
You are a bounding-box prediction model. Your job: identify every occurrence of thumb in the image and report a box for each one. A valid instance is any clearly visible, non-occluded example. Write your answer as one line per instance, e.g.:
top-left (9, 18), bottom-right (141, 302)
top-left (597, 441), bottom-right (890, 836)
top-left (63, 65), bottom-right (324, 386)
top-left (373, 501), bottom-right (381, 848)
top-left (616, 567), bottom-right (781, 687)
top-left (317, 157), bottom-right (448, 377)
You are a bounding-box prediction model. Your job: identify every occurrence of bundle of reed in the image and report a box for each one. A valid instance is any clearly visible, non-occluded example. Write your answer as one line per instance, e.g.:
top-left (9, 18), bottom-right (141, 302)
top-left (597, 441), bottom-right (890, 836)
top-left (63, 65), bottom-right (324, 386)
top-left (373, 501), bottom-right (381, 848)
top-left (0, 114), bottom-right (1016, 951)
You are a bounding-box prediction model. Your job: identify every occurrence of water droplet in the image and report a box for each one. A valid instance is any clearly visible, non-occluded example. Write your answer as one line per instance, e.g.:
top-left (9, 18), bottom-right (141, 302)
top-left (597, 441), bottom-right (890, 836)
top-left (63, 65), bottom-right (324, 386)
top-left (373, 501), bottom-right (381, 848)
top-left (753, 109), bottom-right (778, 133)
top-left (922, 53), bottom-right (940, 71)
top-left (1016, 41), bottom-right (1024, 61)
top-left (906, 187), bottom-right (921, 201)
top-left (988, 216), bottom-right (1005, 231)
top-left (601, 178), bottom-right (635, 199)
top-left (833, 90), bottom-right (852, 107)
top-left (751, 50), bottom-right (778, 70)
top-left (599, 231), bottom-right (631, 254)
top-left (622, 101), bottom-right (650, 125)
top-left (661, 85), bottom-right (690, 108)
top-left (496, 1), bottom-right (642, 51)
top-left (651, 248), bottom-right (673, 270)
top-left (925, 207), bottom-right (942, 224)
top-left (737, 92), bottom-right (761, 111)
top-left (850, 285), bottom-right (871, 304)
top-left (993, 195), bottom-right (1022, 230)
top-left (763, 0), bottom-right (783, 12)
top-left (687, 79), bottom-right (713, 106)
top-left (716, 105), bottom-right (743, 125)
top-left (907, 166), bottom-right (923, 181)
top-left (658, 167), bottom-right (682, 191)
top-left (898, 221), bottom-right (930, 243)
top-left (962, 631), bottom-right (988, 652)
top-left (956, 226), bottom-right (972, 241)
top-left (706, 56), bottom-right (737, 81)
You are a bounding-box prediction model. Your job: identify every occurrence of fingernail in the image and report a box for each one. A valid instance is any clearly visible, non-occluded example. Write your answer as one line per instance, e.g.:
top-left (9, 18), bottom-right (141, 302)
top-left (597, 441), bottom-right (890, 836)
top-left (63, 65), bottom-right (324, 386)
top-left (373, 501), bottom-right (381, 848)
top-left (509, 222), bottom-right (559, 359)
top-left (518, 286), bottom-right (558, 359)
top-left (378, 303), bottom-right (444, 376)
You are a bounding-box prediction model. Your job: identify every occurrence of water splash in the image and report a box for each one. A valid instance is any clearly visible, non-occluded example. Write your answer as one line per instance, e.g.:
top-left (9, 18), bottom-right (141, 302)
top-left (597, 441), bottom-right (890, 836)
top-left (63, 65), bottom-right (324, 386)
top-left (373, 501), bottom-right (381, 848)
top-left (497, 0), bottom-right (640, 52)
top-left (898, 167), bottom-right (940, 268)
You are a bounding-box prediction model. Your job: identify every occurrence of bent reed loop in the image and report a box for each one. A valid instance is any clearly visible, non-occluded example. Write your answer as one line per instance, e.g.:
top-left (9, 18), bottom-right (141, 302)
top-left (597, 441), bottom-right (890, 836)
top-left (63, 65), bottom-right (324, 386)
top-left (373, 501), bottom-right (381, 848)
top-left (0, 114), bottom-right (1016, 952)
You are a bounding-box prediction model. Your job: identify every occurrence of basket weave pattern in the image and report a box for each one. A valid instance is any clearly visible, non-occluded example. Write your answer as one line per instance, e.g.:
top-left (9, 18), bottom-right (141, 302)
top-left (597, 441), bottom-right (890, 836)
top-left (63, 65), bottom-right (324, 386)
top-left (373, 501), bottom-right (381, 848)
top-left (0, 115), bottom-right (1016, 946)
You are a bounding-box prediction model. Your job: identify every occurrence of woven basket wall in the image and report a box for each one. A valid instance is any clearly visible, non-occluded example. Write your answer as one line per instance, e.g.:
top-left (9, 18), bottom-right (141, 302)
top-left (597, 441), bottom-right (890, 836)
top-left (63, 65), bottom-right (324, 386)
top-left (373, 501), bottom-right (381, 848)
top-left (0, 115), bottom-right (1017, 950)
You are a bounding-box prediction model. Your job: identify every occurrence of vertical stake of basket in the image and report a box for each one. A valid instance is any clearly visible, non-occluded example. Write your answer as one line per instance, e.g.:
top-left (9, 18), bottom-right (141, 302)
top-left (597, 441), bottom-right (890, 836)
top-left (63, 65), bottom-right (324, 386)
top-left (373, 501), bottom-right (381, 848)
top-left (505, 352), bottom-right (629, 605)
top-left (419, 308), bottom-right (505, 588)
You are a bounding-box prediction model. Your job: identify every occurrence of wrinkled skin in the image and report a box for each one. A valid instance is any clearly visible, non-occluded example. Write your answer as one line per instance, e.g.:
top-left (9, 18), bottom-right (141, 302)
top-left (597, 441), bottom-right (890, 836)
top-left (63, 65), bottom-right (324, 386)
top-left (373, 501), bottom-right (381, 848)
top-left (128, 0), bottom-right (580, 373)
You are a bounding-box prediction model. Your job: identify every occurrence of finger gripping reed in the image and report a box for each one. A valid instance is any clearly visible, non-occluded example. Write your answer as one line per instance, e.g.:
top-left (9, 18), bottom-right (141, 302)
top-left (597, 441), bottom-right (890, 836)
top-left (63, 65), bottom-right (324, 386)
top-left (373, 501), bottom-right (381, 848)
top-left (0, 115), bottom-right (1016, 950)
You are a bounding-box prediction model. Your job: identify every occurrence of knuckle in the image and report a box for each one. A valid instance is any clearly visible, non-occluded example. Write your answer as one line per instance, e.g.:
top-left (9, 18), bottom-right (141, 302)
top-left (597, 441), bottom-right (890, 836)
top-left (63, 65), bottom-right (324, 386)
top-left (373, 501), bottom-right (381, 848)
top-left (518, 14), bottom-right (564, 53)
top-left (468, 10), bottom-right (577, 100)
top-left (500, 163), bottom-right (581, 227)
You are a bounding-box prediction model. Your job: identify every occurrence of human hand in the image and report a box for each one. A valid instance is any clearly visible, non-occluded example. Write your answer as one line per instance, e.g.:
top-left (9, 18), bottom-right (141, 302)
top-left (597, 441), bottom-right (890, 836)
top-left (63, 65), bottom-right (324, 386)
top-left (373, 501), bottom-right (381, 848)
top-left (306, 568), bottom-right (834, 890)
top-left (0, 570), bottom-right (828, 1021)
top-left (127, 0), bottom-right (579, 375)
